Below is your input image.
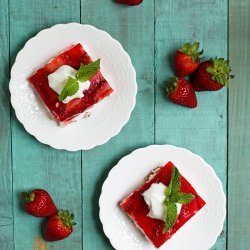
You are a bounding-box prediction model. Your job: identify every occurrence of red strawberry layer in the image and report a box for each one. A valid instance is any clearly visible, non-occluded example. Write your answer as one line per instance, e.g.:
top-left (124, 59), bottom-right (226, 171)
top-left (120, 161), bottom-right (206, 248)
top-left (28, 43), bottom-right (113, 124)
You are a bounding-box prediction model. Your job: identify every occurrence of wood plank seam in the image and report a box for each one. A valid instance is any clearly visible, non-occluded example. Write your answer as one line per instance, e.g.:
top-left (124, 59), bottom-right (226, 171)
top-left (80, 1), bottom-right (155, 249)
top-left (10, 1), bottom-right (82, 249)
top-left (154, 1), bottom-right (228, 248)
top-left (9, 0), bottom-right (15, 247)
top-left (79, 3), bottom-right (84, 250)
top-left (228, 1), bottom-right (250, 249)
top-left (154, 0), bottom-right (156, 144)
top-left (226, 1), bottom-right (229, 249)
top-left (0, 0), bottom-right (14, 248)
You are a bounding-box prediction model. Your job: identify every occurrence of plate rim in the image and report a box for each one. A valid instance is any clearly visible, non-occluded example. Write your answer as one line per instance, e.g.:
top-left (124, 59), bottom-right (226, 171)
top-left (9, 23), bottom-right (137, 151)
top-left (99, 144), bottom-right (226, 250)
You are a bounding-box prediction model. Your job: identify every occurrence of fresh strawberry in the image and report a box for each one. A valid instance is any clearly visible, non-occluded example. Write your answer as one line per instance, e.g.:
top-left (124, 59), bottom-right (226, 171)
top-left (22, 189), bottom-right (57, 217)
top-left (115, 0), bottom-right (143, 6)
top-left (166, 77), bottom-right (197, 108)
top-left (174, 42), bottom-right (203, 77)
top-left (45, 210), bottom-right (76, 241)
top-left (192, 57), bottom-right (234, 91)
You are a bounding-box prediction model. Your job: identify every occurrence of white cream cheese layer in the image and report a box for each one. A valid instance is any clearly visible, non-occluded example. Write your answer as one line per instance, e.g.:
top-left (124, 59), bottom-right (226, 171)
top-left (48, 65), bottom-right (90, 104)
top-left (142, 182), bottom-right (182, 222)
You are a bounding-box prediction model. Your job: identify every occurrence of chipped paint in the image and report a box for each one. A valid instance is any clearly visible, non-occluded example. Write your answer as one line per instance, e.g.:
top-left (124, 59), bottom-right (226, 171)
top-left (34, 236), bottom-right (46, 250)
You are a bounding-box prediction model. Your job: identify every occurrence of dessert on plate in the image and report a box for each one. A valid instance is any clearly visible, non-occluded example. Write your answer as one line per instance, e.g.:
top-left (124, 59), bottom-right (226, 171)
top-left (120, 161), bottom-right (206, 248)
top-left (28, 43), bottom-right (113, 125)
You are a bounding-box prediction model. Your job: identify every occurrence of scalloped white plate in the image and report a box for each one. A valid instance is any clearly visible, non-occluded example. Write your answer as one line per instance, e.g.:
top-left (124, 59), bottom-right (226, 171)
top-left (9, 23), bottom-right (137, 151)
top-left (99, 145), bottom-right (226, 250)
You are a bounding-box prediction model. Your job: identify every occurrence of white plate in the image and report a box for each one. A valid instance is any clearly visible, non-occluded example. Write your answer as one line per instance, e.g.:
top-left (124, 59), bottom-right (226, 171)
top-left (9, 23), bottom-right (137, 151)
top-left (99, 145), bottom-right (226, 250)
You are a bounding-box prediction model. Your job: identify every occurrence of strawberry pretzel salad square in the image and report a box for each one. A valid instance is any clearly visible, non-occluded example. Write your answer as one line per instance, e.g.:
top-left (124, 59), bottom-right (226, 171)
top-left (28, 43), bottom-right (113, 126)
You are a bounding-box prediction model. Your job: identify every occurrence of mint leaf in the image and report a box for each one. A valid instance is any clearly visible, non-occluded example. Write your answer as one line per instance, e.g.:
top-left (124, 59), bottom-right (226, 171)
top-left (164, 166), bottom-right (176, 197)
top-left (169, 192), bottom-right (194, 204)
top-left (164, 166), bottom-right (181, 203)
top-left (162, 166), bottom-right (196, 233)
top-left (163, 198), bottom-right (170, 207)
top-left (170, 166), bottom-right (181, 194)
top-left (58, 77), bottom-right (79, 101)
top-left (57, 59), bottom-right (101, 102)
top-left (169, 192), bottom-right (180, 203)
top-left (177, 193), bottom-right (195, 204)
top-left (76, 59), bottom-right (100, 82)
top-left (165, 186), bottom-right (171, 197)
top-left (163, 203), bottom-right (177, 233)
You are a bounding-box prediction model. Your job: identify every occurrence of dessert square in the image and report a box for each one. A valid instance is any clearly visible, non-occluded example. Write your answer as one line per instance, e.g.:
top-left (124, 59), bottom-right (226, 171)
top-left (120, 161), bottom-right (206, 248)
top-left (28, 43), bottom-right (113, 125)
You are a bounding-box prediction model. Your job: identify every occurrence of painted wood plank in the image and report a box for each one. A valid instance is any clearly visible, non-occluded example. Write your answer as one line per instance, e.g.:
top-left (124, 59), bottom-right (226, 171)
top-left (0, 1), bottom-right (14, 249)
top-left (10, 1), bottom-right (82, 249)
top-left (228, 1), bottom-right (250, 249)
top-left (80, 1), bottom-right (155, 249)
top-left (155, 1), bottom-right (228, 249)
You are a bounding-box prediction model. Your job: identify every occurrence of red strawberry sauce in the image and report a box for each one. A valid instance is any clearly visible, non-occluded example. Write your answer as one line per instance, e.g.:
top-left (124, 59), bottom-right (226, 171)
top-left (120, 161), bottom-right (206, 248)
top-left (28, 43), bottom-right (113, 124)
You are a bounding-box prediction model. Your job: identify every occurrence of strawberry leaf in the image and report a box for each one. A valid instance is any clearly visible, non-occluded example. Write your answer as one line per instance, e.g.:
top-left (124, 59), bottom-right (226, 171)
top-left (178, 41), bottom-right (203, 63)
top-left (207, 57), bottom-right (234, 86)
top-left (206, 67), bottom-right (215, 75)
top-left (192, 41), bottom-right (199, 52)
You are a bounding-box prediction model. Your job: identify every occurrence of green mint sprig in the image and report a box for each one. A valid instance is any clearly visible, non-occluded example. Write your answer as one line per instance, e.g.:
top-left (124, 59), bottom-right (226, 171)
top-left (58, 59), bottom-right (100, 101)
top-left (58, 77), bottom-right (79, 102)
top-left (162, 166), bottom-right (195, 233)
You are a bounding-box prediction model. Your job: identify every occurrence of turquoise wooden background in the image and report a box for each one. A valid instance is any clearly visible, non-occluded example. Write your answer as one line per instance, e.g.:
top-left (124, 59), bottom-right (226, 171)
top-left (0, 0), bottom-right (249, 249)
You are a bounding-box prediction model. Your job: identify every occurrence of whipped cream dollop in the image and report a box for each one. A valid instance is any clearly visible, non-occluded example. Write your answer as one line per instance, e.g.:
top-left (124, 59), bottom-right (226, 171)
top-left (142, 182), bottom-right (182, 222)
top-left (48, 65), bottom-right (91, 103)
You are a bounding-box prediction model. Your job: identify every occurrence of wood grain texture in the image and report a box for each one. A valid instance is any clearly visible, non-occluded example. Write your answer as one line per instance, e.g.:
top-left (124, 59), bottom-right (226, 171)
top-left (0, 1), bottom-right (14, 249)
top-left (80, 0), bottom-right (154, 249)
top-left (1, 0), bottom-right (247, 249)
top-left (155, 1), bottom-right (228, 249)
top-left (228, 1), bottom-right (250, 249)
top-left (9, 1), bottom-right (82, 249)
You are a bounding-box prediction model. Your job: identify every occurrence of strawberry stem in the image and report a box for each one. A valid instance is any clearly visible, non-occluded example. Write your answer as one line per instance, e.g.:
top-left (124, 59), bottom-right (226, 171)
top-left (58, 209), bottom-right (76, 230)
top-left (178, 41), bottom-right (203, 63)
top-left (166, 77), bottom-right (178, 95)
top-left (206, 57), bottom-right (234, 86)
top-left (22, 191), bottom-right (35, 202)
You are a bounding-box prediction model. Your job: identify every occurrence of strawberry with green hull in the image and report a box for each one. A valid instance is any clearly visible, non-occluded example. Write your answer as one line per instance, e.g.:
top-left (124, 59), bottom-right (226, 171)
top-left (166, 78), bottom-right (197, 108)
top-left (174, 42), bottom-right (203, 77)
top-left (45, 210), bottom-right (76, 241)
top-left (192, 57), bottom-right (234, 91)
top-left (22, 189), bottom-right (57, 217)
top-left (115, 0), bottom-right (143, 6)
